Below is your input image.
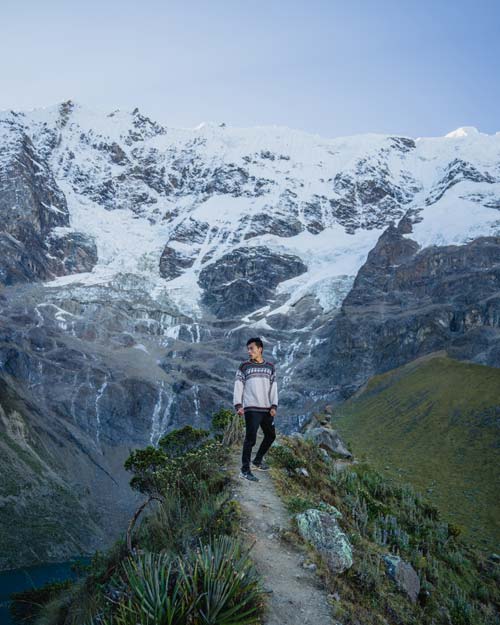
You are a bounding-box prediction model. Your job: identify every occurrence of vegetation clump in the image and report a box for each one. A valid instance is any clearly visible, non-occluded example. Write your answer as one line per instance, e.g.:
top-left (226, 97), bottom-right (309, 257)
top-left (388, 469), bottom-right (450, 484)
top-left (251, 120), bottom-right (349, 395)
top-left (11, 411), bottom-right (264, 625)
top-left (268, 433), bottom-right (500, 625)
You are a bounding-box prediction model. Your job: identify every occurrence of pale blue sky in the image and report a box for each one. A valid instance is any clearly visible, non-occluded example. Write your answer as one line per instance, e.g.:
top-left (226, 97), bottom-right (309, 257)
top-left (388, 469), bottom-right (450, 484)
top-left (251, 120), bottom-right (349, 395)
top-left (1, 0), bottom-right (498, 138)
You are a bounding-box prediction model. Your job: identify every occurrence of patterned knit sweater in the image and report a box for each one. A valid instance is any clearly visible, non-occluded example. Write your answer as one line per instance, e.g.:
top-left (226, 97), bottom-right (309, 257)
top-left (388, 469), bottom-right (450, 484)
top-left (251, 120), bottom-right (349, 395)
top-left (233, 358), bottom-right (278, 413)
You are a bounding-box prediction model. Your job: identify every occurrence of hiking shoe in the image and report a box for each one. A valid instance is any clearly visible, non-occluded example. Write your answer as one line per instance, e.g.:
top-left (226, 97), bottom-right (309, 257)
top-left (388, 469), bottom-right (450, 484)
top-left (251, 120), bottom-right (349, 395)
top-left (239, 470), bottom-right (259, 482)
top-left (252, 460), bottom-right (270, 471)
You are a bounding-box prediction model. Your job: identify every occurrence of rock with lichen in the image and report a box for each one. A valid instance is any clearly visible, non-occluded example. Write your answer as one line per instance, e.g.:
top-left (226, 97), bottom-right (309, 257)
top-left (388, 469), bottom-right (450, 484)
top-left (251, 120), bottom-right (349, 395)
top-left (296, 508), bottom-right (353, 575)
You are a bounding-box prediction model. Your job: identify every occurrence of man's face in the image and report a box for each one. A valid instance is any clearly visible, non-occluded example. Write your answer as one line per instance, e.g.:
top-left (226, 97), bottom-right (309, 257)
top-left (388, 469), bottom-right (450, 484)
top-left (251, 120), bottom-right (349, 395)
top-left (247, 342), bottom-right (263, 361)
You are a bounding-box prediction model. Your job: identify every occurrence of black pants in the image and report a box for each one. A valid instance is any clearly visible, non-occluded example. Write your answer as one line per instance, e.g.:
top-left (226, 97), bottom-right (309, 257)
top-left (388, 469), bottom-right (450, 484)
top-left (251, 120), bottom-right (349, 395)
top-left (241, 409), bottom-right (276, 473)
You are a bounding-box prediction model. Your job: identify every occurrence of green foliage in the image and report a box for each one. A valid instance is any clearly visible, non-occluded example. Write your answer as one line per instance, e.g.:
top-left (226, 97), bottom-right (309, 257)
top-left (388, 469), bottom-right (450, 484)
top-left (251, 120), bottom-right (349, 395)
top-left (211, 408), bottom-right (245, 446)
top-left (267, 445), bottom-right (302, 471)
top-left (448, 522), bottom-right (464, 540)
top-left (123, 446), bottom-right (170, 496)
top-left (348, 550), bottom-right (383, 594)
top-left (138, 483), bottom-right (240, 555)
top-left (124, 436), bottom-right (225, 498)
top-left (211, 408), bottom-right (235, 433)
top-left (113, 551), bottom-right (191, 625)
top-left (268, 430), bottom-right (500, 625)
top-left (155, 439), bottom-right (226, 495)
top-left (212, 499), bottom-right (242, 537)
top-left (158, 425), bottom-right (210, 457)
top-left (448, 586), bottom-right (477, 625)
top-left (283, 495), bottom-right (316, 514)
top-left (183, 534), bottom-right (264, 625)
top-left (24, 419), bottom-right (263, 625)
top-left (93, 536), bottom-right (264, 625)
top-left (83, 538), bottom-right (130, 595)
top-left (40, 420), bottom-right (264, 625)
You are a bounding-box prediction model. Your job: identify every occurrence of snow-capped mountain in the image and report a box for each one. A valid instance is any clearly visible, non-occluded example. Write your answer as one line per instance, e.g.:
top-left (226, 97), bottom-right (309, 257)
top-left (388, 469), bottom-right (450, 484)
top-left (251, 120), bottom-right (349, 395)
top-left (1, 100), bottom-right (499, 569)
top-left (2, 101), bottom-right (499, 315)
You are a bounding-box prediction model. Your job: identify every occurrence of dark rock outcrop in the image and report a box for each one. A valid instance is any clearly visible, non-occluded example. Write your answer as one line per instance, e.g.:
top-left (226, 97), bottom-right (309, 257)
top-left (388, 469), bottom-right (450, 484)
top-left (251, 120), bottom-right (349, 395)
top-left (304, 222), bottom-right (500, 402)
top-left (383, 554), bottom-right (420, 603)
top-left (197, 246), bottom-right (308, 318)
top-left (303, 427), bottom-right (353, 458)
top-left (159, 246), bottom-right (196, 279)
top-left (0, 121), bottom-right (97, 285)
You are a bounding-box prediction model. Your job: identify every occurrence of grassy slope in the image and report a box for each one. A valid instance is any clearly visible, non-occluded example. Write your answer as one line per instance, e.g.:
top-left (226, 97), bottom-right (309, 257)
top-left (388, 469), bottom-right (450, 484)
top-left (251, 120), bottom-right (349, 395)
top-left (267, 433), bottom-right (500, 625)
top-left (331, 354), bottom-right (500, 552)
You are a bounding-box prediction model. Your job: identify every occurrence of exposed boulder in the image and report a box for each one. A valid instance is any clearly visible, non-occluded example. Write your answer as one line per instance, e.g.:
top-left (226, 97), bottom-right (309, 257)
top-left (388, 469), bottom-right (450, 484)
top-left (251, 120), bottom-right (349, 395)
top-left (243, 212), bottom-right (304, 240)
top-left (318, 447), bottom-right (331, 462)
top-left (306, 411), bottom-right (332, 427)
top-left (294, 467), bottom-right (310, 477)
top-left (303, 427), bottom-right (353, 458)
top-left (383, 553), bottom-right (420, 603)
top-left (296, 508), bottom-right (353, 575)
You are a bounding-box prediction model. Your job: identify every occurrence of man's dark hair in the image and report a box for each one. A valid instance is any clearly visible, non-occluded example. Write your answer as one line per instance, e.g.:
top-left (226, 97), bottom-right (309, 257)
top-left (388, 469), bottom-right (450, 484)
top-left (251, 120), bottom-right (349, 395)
top-left (246, 337), bottom-right (263, 351)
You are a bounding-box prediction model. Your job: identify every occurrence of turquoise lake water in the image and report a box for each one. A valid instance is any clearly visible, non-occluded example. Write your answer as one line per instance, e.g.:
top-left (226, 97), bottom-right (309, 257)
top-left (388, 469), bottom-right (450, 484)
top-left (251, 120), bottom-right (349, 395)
top-left (0, 556), bottom-right (92, 625)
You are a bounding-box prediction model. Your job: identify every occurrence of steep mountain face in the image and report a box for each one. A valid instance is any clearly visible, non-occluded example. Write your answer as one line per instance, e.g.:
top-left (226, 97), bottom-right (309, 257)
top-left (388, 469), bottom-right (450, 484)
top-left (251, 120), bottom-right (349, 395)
top-left (0, 101), bottom-right (499, 569)
top-left (301, 223), bottom-right (500, 401)
top-left (0, 373), bottom-right (133, 570)
top-left (0, 117), bottom-right (97, 284)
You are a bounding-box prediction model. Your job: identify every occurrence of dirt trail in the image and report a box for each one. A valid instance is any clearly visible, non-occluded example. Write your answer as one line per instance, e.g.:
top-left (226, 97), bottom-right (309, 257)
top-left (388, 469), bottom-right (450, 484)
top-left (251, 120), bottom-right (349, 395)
top-left (228, 435), bottom-right (334, 625)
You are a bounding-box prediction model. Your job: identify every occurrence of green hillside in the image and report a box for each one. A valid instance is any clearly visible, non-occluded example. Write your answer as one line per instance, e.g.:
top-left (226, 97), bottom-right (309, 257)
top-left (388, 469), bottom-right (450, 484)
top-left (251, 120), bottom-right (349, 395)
top-left (331, 353), bottom-right (500, 552)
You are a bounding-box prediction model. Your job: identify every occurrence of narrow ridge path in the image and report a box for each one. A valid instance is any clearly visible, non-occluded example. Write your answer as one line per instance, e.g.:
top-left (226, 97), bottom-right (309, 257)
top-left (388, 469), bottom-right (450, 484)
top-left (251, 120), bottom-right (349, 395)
top-left (228, 435), bottom-right (334, 625)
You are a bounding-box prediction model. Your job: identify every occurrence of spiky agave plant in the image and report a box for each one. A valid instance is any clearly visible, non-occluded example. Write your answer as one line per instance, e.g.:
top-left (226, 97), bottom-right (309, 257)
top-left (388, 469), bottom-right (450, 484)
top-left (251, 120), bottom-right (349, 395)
top-left (183, 534), bottom-right (264, 625)
top-left (114, 550), bottom-right (192, 625)
top-left (84, 537), bottom-right (264, 625)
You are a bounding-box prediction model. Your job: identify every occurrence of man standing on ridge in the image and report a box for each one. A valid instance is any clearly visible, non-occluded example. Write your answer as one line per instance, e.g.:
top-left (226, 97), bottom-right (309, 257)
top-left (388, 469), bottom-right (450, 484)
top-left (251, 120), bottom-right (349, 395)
top-left (233, 337), bottom-right (278, 482)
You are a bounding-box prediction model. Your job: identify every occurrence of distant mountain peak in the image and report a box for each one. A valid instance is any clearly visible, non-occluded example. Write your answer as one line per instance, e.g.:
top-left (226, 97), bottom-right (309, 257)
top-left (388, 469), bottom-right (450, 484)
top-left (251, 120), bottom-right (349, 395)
top-left (445, 126), bottom-right (481, 138)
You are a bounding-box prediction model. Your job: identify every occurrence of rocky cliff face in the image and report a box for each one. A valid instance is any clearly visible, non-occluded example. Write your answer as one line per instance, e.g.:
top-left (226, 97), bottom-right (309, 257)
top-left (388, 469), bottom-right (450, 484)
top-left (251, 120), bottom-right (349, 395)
top-left (0, 101), bottom-right (499, 569)
top-left (0, 118), bottom-right (97, 284)
top-left (300, 223), bottom-right (500, 402)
